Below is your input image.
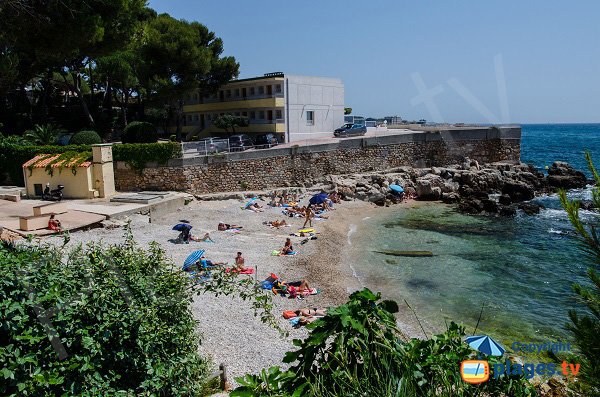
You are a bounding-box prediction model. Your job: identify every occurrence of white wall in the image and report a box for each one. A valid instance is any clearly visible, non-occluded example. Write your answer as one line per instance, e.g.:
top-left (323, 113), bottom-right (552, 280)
top-left (285, 75), bottom-right (344, 142)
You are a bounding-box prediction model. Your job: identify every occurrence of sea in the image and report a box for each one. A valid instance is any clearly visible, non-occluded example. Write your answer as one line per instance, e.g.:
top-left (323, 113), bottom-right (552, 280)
top-left (347, 124), bottom-right (600, 346)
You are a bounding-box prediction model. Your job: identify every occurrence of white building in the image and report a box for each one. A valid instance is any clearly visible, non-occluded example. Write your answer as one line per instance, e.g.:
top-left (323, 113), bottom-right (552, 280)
top-left (182, 72), bottom-right (345, 143)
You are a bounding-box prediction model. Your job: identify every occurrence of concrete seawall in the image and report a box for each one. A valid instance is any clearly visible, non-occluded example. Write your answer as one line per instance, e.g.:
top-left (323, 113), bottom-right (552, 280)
top-left (114, 126), bottom-right (521, 194)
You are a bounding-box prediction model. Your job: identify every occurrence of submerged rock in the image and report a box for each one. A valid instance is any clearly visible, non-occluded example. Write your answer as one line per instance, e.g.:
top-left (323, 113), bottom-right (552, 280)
top-left (518, 202), bottom-right (544, 215)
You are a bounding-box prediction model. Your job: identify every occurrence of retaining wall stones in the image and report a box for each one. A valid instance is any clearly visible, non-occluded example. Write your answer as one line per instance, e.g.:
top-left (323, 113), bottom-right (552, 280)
top-left (114, 127), bottom-right (521, 194)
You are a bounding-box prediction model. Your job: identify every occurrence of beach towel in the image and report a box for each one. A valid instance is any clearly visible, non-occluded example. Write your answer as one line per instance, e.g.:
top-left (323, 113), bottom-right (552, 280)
top-left (224, 228), bottom-right (242, 233)
top-left (287, 286), bottom-right (319, 298)
top-left (225, 267), bottom-right (255, 275)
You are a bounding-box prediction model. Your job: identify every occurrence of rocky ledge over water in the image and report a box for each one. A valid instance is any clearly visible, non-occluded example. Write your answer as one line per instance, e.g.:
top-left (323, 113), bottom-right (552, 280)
top-left (320, 159), bottom-right (590, 217)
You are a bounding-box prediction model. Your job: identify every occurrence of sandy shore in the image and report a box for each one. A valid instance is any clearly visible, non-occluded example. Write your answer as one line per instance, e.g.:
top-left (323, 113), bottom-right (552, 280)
top-left (44, 195), bottom-right (384, 383)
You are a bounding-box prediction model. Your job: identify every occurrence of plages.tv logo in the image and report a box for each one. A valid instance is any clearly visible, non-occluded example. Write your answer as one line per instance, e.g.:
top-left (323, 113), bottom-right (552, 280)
top-left (460, 335), bottom-right (579, 384)
top-left (461, 335), bottom-right (504, 384)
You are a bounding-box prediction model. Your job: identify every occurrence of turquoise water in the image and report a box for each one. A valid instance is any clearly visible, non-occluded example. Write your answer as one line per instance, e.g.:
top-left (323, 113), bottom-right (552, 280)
top-left (349, 124), bottom-right (600, 345)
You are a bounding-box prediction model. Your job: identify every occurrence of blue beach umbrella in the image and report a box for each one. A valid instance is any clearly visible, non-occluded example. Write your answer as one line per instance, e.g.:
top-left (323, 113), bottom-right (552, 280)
top-left (465, 335), bottom-right (506, 356)
top-left (183, 250), bottom-right (205, 270)
top-left (172, 223), bottom-right (192, 231)
top-left (309, 193), bottom-right (328, 205)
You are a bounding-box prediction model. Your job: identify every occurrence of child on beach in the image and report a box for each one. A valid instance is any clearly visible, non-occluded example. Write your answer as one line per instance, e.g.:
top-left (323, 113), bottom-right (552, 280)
top-left (279, 238), bottom-right (294, 255)
top-left (48, 214), bottom-right (62, 232)
top-left (234, 251), bottom-right (247, 271)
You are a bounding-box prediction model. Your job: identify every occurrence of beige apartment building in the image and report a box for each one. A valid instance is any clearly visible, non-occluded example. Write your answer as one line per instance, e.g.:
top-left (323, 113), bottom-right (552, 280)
top-left (181, 72), bottom-right (345, 143)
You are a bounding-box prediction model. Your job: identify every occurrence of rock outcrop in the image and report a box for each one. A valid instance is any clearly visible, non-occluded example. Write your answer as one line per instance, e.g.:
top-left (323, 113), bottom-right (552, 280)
top-left (322, 160), bottom-right (589, 217)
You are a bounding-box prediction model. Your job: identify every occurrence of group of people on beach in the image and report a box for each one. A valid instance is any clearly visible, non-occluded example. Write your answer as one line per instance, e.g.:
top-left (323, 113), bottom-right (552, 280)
top-left (179, 189), bottom-right (343, 327)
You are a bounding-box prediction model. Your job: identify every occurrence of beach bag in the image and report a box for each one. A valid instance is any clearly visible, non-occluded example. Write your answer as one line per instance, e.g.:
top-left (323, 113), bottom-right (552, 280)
top-left (282, 310), bottom-right (297, 319)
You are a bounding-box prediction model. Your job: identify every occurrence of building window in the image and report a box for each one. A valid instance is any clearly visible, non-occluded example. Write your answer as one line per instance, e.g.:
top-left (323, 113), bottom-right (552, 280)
top-left (242, 111), bottom-right (248, 117)
top-left (258, 86), bottom-right (265, 95)
top-left (275, 84), bottom-right (282, 93)
top-left (275, 109), bottom-right (282, 120)
top-left (250, 111), bottom-right (256, 120)
top-left (234, 88), bottom-right (240, 97)
top-left (258, 111), bottom-right (265, 120)
top-left (249, 87), bottom-right (255, 96)
top-left (306, 111), bottom-right (314, 125)
top-left (234, 112), bottom-right (240, 116)
top-left (193, 114), bottom-right (199, 121)
top-left (226, 90), bottom-right (231, 98)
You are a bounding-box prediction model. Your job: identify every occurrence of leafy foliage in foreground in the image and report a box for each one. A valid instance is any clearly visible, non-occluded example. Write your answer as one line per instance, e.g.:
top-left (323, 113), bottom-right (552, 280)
top-left (232, 289), bottom-right (535, 397)
top-left (559, 151), bottom-right (600, 395)
top-left (0, 230), bottom-right (210, 396)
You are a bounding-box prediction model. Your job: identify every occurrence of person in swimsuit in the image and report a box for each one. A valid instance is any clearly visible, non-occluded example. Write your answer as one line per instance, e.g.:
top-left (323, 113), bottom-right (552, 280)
top-left (234, 252), bottom-right (246, 271)
top-left (295, 308), bottom-right (326, 317)
top-left (302, 206), bottom-right (313, 228)
top-left (280, 238), bottom-right (294, 255)
top-left (218, 223), bottom-right (243, 231)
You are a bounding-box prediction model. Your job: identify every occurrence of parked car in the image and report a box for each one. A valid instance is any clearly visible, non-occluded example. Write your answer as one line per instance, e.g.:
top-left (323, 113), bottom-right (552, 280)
top-left (334, 123), bottom-right (367, 137)
top-left (254, 133), bottom-right (279, 148)
top-left (198, 137), bottom-right (229, 153)
top-left (228, 134), bottom-right (254, 151)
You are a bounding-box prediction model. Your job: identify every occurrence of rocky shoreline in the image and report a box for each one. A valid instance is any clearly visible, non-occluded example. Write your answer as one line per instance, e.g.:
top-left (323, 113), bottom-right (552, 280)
top-left (318, 159), bottom-right (590, 217)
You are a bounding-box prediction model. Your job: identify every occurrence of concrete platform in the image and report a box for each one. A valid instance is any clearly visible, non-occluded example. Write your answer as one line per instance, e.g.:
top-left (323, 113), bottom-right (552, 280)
top-left (0, 192), bottom-right (191, 237)
top-left (1, 209), bottom-right (105, 236)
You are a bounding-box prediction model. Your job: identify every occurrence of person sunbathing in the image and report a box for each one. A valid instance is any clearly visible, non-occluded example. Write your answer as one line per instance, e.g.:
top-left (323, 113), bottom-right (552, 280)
top-left (279, 238), bottom-right (294, 255)
top-left (190, 232), bottom-right (214, 242)
top-left (218, 223), bottom-right (243, 231)
top-left (267, 219), bottom-right (288, 228)
top-left (285, 280), bottom-right (312, 297)
top-left (248, 202), bottom-right (264, 212)
top-left (295, 307), bottom-right (326, 317)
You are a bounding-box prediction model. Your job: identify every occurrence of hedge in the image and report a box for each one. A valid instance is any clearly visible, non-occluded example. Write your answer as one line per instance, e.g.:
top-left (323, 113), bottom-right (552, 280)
top-left (69, 130), bottom-right (102, 145)
top-left (0, 144), bottom-right (93, 186)
top-left (113, 142), bottom-right (182, 171)
top-left (0, 142), bottom-right (181, 185)
top-left (121, 121), bottom-right (158, 143)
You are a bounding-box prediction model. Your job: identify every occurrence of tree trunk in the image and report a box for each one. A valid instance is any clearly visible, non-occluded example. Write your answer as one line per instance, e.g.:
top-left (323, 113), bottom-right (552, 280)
top-left (122, 90), bottom-right (130, 126)
top-left (175, 99), bottom-right (183, 141)
top-left (62, 72), bottom-right (95, 126)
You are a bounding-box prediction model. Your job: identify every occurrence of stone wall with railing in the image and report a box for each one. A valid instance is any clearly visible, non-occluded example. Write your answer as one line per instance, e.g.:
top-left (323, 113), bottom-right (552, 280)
top-left (114, 126), bottom-right (521, 194)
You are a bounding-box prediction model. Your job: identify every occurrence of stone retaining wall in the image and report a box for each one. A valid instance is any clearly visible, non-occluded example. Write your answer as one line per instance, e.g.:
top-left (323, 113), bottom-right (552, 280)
top-left (114, 127), bottom-right (521, 194)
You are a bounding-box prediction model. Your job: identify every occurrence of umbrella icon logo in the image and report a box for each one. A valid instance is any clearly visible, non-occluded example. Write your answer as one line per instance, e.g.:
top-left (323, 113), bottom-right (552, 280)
top-left (461, 335), bottom-right (505, 384)
top-left (465, 335), bottom-right (506, 357)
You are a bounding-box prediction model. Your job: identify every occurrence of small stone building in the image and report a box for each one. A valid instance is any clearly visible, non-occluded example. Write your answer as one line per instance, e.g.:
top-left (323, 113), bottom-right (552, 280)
top-left (23, 144), bottom-right (116, 199)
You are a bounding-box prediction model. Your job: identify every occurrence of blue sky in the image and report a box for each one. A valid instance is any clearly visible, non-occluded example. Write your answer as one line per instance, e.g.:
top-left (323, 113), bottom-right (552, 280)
top-left (148, 1), bottom-right (600, 123)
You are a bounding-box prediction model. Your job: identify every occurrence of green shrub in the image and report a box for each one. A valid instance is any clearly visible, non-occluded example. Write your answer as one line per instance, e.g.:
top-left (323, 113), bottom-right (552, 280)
top-left (233, 289), bottom-right (535, 397)
top-left (0, 144), bottom-right (92, 185)
top-left (559, 152), bottom-right (600, 395)
top-left (113, 142), bottom-right (182, 171)
top-left (170, 134), bottom-right (177, 142)
top-left (121, 121), bottom-right (158, 143)
top-left (69, 130), bottom-right (102, 145)
top-left (0, 230), bottom-right (211, 396)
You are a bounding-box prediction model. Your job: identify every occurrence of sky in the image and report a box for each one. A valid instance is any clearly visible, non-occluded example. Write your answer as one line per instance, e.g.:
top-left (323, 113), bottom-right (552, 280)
top-left (148, 0), bottom-right (600, 124)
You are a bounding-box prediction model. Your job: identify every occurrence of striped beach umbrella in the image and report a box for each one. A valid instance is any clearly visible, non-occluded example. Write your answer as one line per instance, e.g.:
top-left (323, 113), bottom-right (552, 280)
top-left (183, 250), bottom-right (205, 270)
top-left (465, 335), bottom-right (505, 356)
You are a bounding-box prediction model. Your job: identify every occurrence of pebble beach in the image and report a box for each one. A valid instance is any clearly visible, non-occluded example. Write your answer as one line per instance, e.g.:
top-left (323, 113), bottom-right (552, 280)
top-left (45, 195), bottom-right (389, 382)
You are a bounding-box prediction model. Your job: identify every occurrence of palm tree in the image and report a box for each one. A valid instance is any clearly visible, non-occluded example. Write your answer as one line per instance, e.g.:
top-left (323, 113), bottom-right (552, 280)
top-left (23, 124), bottom-right (65, 145)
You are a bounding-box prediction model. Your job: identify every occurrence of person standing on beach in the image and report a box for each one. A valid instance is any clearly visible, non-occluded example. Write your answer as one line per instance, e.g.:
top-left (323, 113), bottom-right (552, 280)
top-left (302, 206), bottom-right (313, 228)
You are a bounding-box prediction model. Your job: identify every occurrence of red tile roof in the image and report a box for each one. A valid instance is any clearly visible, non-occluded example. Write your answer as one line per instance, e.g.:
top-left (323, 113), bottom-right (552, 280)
top-left (22, 154), bottom-right (92, 169)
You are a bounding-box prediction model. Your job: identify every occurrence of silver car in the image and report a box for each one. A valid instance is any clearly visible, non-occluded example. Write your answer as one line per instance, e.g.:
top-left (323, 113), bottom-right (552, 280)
top-left (198, 137), bottom-right (229, 153)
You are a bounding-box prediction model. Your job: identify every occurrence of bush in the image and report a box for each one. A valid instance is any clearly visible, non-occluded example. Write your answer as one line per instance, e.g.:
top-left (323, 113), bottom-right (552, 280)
top-left (113, 142), bottom-right (182, 171)
top-left (233, 289), bottom-right (535, 397)
top-left (0, 230), bottom-right (211, 395)
top-left (0, 143), bottom-right (92, 185)
top-left (121, 121), bottom-right (158, 143)
top-left (69, 130), bottom-right (102, 145)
